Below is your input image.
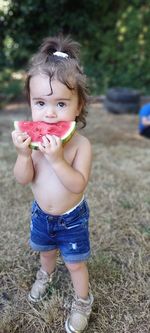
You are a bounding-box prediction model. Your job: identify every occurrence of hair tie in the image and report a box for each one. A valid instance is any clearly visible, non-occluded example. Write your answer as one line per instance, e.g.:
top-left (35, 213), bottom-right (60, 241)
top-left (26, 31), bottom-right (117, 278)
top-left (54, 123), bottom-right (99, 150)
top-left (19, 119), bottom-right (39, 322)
top-left (53, 51), bottom-right (69, 58)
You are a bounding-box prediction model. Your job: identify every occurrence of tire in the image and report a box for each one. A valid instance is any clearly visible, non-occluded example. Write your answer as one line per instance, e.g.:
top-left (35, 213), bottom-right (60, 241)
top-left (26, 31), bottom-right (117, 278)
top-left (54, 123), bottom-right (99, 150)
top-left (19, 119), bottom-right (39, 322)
top-left (106, 87), bottom-right (140, 104)
top-left (104, 98), bottom-right (140, 114)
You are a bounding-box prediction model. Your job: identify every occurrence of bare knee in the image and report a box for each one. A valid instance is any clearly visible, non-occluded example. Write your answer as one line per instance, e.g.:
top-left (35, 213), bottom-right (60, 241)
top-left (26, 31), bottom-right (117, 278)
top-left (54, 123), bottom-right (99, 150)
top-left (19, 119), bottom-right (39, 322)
top-left (40, 249), bottom-right (57, 259)
top-left (65, 261), bottom-right (86, 273)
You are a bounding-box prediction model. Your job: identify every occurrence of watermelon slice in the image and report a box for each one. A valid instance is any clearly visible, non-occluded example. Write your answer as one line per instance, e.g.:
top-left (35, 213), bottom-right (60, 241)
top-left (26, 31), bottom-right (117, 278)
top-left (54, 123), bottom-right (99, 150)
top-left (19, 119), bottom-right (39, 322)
top-left (14, 120), bottom-right (76, 149)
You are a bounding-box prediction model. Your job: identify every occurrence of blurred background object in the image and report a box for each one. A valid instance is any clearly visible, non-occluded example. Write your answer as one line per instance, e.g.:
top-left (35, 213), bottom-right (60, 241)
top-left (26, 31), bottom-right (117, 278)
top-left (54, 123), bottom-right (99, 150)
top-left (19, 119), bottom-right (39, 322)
top-left (104, 87), bottom-right (141, 114)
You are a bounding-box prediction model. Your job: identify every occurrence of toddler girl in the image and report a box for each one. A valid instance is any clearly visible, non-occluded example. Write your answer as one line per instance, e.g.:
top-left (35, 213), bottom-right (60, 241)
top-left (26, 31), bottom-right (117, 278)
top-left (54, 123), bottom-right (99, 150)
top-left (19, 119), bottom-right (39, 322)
top-left (12, 35), bottom-right (93, 333)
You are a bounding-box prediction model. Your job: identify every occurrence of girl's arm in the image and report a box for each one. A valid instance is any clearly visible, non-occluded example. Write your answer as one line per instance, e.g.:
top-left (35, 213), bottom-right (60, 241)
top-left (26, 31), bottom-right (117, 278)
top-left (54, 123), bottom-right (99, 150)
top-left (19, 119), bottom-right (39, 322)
top-left (39, 135), bottom-right (92, 193)
top-left (12, 130), bottom-right (34, 185)
top-left (53, 139), bottom-right (92, 193)
top-left (14, 154), bottom-right (34, 185)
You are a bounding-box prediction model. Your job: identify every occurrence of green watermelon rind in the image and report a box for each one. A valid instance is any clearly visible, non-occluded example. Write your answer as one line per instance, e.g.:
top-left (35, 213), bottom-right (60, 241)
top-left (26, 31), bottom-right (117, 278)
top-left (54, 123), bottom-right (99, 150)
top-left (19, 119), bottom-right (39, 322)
top-left (14, 120), bottom-right (76, 149)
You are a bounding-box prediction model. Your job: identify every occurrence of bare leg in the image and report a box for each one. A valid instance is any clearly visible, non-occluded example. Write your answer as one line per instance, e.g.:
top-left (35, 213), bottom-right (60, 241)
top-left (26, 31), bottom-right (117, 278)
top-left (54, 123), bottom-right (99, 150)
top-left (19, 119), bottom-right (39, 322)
top-left (65, 261), bottom-right (89, 299)
top-left (40, 249), bottom-right (58, 274)
top-left (64, 262), bottom-right (93, 333)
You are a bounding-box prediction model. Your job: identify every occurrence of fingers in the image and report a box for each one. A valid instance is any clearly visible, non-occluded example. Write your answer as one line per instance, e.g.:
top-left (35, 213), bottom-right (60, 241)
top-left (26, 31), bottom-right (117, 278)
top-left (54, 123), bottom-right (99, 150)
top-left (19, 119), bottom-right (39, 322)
top-left (45, 135), bottom-right (61, 146)
top-left (39, 135), bottom-right (61, 149)
top-left (38, 142), bottom-right (45, 152)
top-left (12, 130), bottom-right (28, 142)
top-left (12, 130), bottom-right (31, 148)
top-left (42, 135), bottom-right (51, 147)
top-left (38, 135), bottom-right (63, 163)
top-left (22, 136), bottom-right (32, 147)
top-left (52, 135), bottom-right (61, 146)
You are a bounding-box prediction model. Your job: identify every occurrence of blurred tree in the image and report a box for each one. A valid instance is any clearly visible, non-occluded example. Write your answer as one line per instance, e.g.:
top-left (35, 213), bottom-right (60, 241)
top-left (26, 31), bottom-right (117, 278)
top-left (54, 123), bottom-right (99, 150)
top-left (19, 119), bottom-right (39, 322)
top-left (0, 0), bottom-right (125, 68)
top-left (1, 0), bottom-right (150, 94)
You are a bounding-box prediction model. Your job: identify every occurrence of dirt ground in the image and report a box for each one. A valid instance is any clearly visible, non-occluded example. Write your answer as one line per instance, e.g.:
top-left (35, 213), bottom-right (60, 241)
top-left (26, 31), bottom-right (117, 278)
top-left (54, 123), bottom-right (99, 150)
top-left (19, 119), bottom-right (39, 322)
top-left (0, 102), bottom-right (150, 333)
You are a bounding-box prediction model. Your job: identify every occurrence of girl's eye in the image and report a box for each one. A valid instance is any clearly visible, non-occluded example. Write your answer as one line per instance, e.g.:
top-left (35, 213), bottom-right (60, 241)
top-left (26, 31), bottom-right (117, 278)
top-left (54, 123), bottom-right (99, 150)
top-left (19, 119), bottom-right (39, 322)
top-left (57, 102), bottom-right (65, 108)
top-left (37, 101), bottom-right (45, 106)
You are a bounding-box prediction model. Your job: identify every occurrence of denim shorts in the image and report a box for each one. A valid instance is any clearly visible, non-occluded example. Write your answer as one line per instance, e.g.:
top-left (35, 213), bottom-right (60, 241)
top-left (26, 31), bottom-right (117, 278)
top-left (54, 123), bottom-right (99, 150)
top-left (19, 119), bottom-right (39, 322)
top-left (29, 199), bottom-right (90, 263)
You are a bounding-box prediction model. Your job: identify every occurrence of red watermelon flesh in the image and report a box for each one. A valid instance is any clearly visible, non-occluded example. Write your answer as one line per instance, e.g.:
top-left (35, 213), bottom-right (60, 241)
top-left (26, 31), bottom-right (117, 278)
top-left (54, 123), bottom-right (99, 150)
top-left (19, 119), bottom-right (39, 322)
top-left (14, 120), bottom-right (76, 149)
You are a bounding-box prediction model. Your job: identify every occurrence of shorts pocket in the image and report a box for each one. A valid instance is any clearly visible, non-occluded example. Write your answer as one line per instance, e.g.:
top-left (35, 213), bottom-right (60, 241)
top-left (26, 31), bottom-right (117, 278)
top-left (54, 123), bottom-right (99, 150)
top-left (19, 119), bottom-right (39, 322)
top-left (62, 201), bottom-right (89, 230)
top-left (63, 215), bottom-right (89, 230)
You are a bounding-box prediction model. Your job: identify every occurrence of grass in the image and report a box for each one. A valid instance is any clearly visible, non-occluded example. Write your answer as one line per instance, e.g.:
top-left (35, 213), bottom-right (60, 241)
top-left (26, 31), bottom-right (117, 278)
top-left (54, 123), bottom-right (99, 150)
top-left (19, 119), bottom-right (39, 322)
top-left (0, 103), bottom-right (150, 332)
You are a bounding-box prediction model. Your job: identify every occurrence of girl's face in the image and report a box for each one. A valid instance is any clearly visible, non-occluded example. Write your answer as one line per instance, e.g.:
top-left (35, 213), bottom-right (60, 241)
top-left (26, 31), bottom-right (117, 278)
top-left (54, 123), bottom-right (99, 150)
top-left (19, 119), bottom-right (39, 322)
top-left (30, 74), bottom-right (81, 123)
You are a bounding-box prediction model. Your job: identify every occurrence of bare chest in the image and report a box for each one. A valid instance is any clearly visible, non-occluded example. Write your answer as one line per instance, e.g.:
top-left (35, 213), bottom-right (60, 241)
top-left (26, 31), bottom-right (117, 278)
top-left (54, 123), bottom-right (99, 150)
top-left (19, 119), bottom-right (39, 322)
top-left (32, 144), bottom-right (76, 180)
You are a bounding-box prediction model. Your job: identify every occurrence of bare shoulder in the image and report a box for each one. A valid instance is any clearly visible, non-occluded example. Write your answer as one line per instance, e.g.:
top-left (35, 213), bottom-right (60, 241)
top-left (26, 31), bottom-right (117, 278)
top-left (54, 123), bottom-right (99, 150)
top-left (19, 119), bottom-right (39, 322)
top-left (72, 132), bottom-right (92, 173)
top-left (72, 132), bottom-right (92, 157)
top-left (73, 131), bottom-right (91, 148)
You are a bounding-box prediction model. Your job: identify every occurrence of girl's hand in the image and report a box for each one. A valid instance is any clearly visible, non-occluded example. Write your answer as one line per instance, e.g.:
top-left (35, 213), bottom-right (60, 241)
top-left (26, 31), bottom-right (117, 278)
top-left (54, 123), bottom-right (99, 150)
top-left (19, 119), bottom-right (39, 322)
top-left (38, 135), bottom-right (63, 164)
top-left (12, 130), bottom-right (32, 156)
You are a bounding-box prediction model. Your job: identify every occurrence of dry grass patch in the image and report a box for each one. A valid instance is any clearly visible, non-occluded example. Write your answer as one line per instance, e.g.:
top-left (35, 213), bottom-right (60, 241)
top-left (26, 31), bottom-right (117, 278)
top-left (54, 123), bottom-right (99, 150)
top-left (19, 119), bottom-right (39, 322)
top-left (0, 104), bottom-right (150, 332)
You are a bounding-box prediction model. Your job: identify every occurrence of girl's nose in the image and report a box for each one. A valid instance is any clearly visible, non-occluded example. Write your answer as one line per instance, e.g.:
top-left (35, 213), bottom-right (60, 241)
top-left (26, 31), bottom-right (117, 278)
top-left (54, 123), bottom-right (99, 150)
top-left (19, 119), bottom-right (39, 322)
top-left (46, 107), bottom-right (56, 118)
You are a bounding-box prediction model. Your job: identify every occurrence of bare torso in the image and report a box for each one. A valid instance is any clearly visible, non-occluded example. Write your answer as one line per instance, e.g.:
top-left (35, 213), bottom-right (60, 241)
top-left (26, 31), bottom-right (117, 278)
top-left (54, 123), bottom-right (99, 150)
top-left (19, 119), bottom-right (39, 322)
top-left (31, 132), bottom-right (85, 214)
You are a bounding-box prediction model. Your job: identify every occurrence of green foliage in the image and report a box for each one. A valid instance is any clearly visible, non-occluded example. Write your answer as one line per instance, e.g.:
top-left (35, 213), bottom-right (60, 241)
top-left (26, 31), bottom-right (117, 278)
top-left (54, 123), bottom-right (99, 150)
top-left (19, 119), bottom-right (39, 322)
top-left (85, 2), bottom-right (150, 94)
top-left (1, 0), bottom-right (150, 97)
top-left (0, 69), bottom-right (24, 106)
